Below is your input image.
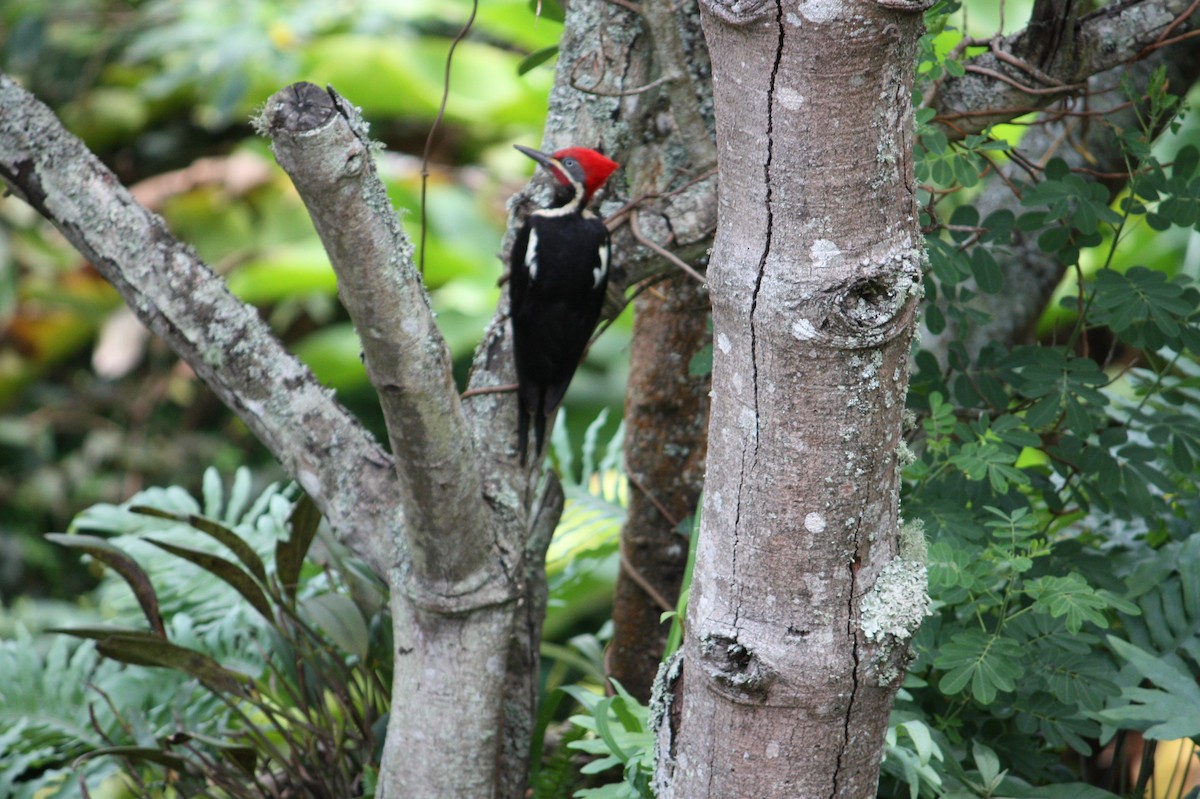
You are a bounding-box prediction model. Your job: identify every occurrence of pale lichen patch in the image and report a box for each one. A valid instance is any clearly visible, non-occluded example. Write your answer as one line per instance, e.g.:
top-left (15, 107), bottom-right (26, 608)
top-left (860, 519), bottom-right (930, 648)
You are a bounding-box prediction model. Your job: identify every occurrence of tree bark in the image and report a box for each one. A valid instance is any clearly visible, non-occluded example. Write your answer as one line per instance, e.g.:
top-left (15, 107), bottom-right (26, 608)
top-left (609, 277), bottom-right (710, 701)
top-left (264, 84), bottom-right (493, 593)
top-left (656, 2), bottom-right (928, 796)
top-left (258, 83), bottom-right (533, 798)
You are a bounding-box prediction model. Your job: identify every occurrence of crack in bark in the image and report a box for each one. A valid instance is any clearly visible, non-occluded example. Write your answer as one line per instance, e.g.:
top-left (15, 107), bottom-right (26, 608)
top-left (749, 1), bottom-right (783, 456)
top-left (830, 560), bottom-right (862, 798)
top-left (733, 0), bottom-right (784, 635)
top-left (730, 446), bottom-right (746, 629)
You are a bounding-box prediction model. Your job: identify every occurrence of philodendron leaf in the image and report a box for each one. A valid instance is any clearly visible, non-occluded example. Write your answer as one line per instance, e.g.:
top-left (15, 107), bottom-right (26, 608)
top-left (302, 593), bottom-right (369, 659)
top-left (1099, 636), bottom-right (1200, 739)
top-left (167, 732), bottom-right (257, 775)
top-left (77, 746), bottom-right (190, 771)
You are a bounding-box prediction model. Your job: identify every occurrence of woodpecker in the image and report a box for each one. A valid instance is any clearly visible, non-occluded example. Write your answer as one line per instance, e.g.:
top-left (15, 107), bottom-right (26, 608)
top-left (510, 144), bottom-right (619, 466)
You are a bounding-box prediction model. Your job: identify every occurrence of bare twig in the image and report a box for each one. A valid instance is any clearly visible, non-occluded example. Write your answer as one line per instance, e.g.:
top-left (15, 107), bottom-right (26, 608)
top-left (1149, 0), bottom-right (1200, 48)
top-left (626, 468), bottom-right (683, 530)
top-left (571, 72), bottom-right (679, 98)
top-left (461, 383), bottom-right (518, 399)
top-left (630, 208), bottom-right (707, 284)
top-left (963, 64), bottom-right (1084, 95)
top-left (991, 46), bottom-right (1070, 87)
top-left (420, 0), bottom-right (479, 276)
top-left (618, 544), bottom-right (676, 614)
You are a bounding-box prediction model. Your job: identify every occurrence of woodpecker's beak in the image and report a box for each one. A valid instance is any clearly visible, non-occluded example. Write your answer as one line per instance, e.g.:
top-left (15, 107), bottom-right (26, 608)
top-left (514, 144), bottom-right (558, 172)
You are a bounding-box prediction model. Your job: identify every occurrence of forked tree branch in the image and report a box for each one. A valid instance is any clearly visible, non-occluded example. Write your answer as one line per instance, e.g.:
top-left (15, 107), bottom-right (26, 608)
top-left (262, 83), bottom-right (502, 606)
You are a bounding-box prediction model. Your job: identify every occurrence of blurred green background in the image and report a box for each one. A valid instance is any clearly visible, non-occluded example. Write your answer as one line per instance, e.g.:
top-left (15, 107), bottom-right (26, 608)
top-left (0, 0), bottom-right (631, 607)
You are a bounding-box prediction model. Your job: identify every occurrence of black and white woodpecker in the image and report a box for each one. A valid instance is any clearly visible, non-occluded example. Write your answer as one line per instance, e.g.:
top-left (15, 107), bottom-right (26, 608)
top-left (509, 144), bottom-right (620, 465)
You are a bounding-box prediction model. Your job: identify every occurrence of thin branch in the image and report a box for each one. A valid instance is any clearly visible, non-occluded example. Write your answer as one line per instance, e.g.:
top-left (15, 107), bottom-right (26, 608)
top-left (962, 64), bottom-right (1084, 95)
top-left (991, 45), bottom-right (1071, 86)
top-left (626, 468), bottom-right (683, 530)
top-left (420, 0), bottom-right (479, 275)
top-left (604, 167), bottom-right (719, 230)
top-left (461, 383), bottom-right (518, 399)
top-left (1138, 26), bottom-right (1200, 55)
top-left (630, 208), bottom-right (707, 284)
top-left (618, 544), bottom-right (676, 614)
top-left (1149, 0), bottom-right (1200, 46)
top-left (572, 72), bottom-right (679, 97)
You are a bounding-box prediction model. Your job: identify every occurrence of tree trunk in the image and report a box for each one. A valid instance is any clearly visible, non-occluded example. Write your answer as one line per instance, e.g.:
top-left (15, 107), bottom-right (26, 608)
top-left (610, 277), bottom-right (710, 701)
top-left (656, 2), bottom-right (929, 796)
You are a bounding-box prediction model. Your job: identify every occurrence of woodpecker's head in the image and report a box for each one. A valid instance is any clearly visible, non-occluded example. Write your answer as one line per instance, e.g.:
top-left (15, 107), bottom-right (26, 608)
top-left (515, 144), bottom-right (619, 210)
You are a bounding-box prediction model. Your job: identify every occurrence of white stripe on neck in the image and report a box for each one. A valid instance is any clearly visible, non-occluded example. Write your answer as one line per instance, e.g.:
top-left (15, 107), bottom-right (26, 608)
top-left (531, 175), bottom-right (586, 217)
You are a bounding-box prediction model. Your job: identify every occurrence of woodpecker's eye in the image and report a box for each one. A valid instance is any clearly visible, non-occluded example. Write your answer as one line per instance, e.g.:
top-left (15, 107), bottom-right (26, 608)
top-left (562, 158), bottom-right (578, 169)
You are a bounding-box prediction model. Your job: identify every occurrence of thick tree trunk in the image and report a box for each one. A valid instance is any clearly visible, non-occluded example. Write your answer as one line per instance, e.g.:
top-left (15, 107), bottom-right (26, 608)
top-left (656, 2), bottom-right (929, 796)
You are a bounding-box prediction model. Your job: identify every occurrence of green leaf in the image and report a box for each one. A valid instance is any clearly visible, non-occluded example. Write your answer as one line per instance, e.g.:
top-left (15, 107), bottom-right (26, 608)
top-left (1016, 352), bottom-right (1108, 433)
top-left (970, 247), bottom-right (1004, 294)
top-left (688, 343), bottom-right (712, 377)
top-left (1022, 160), bottom-right (1122, 234)
top-left (1026, 574), bottom-right (1109, 633)
top-left (1174, 144), bottom-right (1199, 179)
top-left (972, 740), bottom-right (1003, 790)
top-left (980, 209), bottom-right (1015, 244)
top-left (301, 593), bottom-right (369, 659)
top-left (935, 630), bottom-right (1025, 704)
top-left (1100, 637), bottom-right (1200, 739)
top-left (52, 627), bottom-right (249, 694)
top-left (77, 745), bottom-right (190, 771)
top-left (592, 698), bottom-right (629, 763)
top-left (948, 440), bottom-right (1028, 493)
top-left (1090, 267), bottom-right (1194, 348)
top-left (517, 45), bottom-right (558, 75)
top-left (185, 514), bottom-right (269, 585)
top-left (948, 204), bottom-right (979, 241)
top-left (927, 541), bottom-right (988, 604)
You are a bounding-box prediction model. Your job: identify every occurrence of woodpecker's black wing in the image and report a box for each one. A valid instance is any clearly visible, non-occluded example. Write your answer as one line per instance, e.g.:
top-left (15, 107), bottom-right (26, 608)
top-left (510, 211), bottom-right (610, 464)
